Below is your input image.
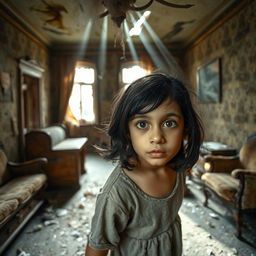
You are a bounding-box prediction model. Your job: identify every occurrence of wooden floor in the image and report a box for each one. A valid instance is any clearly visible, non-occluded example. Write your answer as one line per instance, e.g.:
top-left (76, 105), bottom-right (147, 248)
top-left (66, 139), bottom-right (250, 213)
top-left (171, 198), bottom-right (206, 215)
top-left (3, 153), bottom-right (256, 256)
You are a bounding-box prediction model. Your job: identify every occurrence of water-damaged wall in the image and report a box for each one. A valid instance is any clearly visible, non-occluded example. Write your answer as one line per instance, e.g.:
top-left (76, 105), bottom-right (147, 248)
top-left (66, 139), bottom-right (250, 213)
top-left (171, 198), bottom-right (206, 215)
top-left (184, 1), bottom-right (256, 149)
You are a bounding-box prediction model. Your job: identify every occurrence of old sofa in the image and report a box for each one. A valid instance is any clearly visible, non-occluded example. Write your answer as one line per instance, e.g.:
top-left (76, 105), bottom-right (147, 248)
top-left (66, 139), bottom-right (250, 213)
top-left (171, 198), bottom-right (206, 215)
top-left (0, 149), bottom-right (47, 254)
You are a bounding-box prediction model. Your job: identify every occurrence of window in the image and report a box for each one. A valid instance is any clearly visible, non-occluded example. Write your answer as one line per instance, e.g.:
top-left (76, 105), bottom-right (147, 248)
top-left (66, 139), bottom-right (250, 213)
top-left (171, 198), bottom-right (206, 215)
top-left (120, 61), bottom-right (149, 89)
top-left (69, 62), bottom-right (96, 124)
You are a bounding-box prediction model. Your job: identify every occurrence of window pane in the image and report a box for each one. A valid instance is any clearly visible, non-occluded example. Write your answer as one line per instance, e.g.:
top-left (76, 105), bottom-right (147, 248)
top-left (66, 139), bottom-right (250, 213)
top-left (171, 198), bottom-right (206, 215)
top-left (122, 65), bottom-right (147, 84)
top-left (74, 67), bottom-right (95, 84)
top-left (81, 85), bottom-right (95, 122)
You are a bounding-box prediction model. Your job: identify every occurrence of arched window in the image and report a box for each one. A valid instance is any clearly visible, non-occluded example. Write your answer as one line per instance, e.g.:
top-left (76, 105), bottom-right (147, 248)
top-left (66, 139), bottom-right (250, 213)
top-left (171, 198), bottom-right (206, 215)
top-left (69, 61), bottom-right (97, 124)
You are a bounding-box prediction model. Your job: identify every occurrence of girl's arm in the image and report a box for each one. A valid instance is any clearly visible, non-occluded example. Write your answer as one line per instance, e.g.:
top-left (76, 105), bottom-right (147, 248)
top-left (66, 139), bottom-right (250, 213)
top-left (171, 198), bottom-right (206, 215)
top-left (85, 244), bottom-right (109, 256)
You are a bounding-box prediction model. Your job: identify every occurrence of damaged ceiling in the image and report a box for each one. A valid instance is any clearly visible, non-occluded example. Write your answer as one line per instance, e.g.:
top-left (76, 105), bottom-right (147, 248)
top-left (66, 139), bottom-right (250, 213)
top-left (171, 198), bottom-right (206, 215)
top-left (0, 0), bottom-right (240, 48)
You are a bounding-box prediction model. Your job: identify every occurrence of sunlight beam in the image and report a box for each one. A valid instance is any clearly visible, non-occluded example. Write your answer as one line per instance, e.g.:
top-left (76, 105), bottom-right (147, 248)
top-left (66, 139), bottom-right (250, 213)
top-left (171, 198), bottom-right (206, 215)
top-left (124, 21), bottom-right (139, 61)
top-left (98, 16), bottom-right (108, 78)
top-left (77, 19), bottom-right (93, 57)
top-left (136, 12), bottom-right (184, 80)
top-left (129, 13), bottom-right (166, 72)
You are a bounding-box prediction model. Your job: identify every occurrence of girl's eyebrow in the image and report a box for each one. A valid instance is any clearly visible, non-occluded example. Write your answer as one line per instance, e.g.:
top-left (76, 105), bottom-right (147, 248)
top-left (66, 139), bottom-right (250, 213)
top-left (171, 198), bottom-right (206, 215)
top-left (131, 112), bottom-right (182, 120)
top-left (167, 113), bottom-right (183, 119)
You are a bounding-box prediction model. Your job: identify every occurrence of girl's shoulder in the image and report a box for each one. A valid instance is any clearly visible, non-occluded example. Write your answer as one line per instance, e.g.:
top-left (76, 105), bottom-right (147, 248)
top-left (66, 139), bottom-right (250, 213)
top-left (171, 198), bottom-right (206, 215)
top-left (97, 166), bottom-right (136, 210)
top-left (99, 165), bottom-right (133, 197)
top-left (100, 165), bottom-right (123, 193)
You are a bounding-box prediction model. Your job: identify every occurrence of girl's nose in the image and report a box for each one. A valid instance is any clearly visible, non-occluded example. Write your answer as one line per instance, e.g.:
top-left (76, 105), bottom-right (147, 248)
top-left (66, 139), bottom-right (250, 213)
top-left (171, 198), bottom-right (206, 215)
top-left (150, 128), bottom-right (165, 144)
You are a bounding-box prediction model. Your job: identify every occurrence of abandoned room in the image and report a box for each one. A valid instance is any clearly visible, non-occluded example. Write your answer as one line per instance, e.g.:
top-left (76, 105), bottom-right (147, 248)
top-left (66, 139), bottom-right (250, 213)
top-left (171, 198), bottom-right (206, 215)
top-left (0, 0), bottom-right (255, 255)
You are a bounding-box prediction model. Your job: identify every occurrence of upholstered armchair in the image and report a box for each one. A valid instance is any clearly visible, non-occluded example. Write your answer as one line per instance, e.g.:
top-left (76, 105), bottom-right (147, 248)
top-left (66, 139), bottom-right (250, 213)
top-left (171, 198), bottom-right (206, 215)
top-left (189, 141), bottom-right (238, 182)
top-left (201, 134), bottom-right (256, 238)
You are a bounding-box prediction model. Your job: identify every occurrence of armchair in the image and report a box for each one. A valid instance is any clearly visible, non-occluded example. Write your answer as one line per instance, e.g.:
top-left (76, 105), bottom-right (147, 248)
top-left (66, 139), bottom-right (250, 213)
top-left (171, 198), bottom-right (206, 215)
top-left (200, 134), bottom-right (256, 238)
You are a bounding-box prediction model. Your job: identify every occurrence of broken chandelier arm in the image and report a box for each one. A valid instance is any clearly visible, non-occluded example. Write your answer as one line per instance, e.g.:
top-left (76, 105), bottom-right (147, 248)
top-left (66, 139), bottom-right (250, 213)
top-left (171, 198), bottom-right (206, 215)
top-left (155, 0), bottom-right (194, 8)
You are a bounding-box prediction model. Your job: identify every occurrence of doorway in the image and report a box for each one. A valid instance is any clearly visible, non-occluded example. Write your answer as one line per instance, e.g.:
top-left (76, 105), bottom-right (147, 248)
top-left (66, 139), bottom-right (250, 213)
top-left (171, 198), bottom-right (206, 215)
top-left (22, 74), bottom-right (41, 132)
top-left (18, 59), bottom-right (44, 160)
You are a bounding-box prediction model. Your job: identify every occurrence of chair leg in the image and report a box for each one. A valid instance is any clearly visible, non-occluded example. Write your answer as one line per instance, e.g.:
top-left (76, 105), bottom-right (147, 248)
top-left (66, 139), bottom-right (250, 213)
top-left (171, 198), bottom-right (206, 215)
top-left (203, 185), bottom-right (209, 207)
top-left (233, 209), bottom-right (242, 238)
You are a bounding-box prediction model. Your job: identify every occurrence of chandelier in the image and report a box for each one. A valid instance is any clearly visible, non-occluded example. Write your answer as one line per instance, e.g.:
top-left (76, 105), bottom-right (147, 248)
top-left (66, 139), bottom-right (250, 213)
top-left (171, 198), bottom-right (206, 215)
top-left (99, 0), bottom-right (194, 27)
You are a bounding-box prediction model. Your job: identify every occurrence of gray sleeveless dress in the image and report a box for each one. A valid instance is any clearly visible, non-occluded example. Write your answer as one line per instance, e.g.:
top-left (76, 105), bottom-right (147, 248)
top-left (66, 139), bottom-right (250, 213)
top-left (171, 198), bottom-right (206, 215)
top-left (88, 166), bottom-right (185, 256)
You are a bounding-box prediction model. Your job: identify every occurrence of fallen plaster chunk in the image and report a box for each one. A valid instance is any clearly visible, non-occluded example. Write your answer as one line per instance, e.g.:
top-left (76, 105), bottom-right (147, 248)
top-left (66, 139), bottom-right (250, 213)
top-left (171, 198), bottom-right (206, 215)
top-left (56, 208), bottom-right (69, 217)
top-left (209, 212), bottom-right (219, 219)
top-left (44, 219), bottom-right (59, 226)
top-left (26, 224), bottom-right (43, 233)
top-left (16, 248), bottom-right (31, 256)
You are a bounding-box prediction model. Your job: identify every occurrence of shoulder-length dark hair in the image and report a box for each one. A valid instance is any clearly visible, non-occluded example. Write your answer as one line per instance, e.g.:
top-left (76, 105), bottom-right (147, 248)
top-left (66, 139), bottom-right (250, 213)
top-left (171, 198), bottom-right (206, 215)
top-left (101, 73), bottom-right (204, 172)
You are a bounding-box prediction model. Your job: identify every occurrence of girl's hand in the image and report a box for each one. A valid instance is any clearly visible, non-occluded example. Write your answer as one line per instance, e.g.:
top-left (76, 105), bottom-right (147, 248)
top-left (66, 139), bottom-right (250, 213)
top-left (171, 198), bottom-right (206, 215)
top-left (85, 245), bottom-right (109, 256)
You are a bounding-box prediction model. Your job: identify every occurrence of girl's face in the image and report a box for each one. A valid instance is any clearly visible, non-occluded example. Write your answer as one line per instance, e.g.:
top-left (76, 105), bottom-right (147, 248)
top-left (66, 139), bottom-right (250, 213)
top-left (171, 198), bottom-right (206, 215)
top-left (128, 98), bottom-right (185, 169)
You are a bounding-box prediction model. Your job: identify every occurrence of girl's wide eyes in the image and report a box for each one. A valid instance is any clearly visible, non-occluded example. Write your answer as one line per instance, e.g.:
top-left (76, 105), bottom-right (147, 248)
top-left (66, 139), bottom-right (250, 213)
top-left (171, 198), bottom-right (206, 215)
top-left (135, 120), bottom-right (177, 129)
top-left (136, 121), bottom-right (148, 129)
top-left (163, 120), bottom-right (177, 128)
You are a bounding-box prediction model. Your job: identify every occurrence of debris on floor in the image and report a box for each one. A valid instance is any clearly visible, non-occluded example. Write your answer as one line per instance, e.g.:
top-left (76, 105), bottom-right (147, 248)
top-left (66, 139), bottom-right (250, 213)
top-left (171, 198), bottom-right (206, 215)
top-left (3, 156), bottom-right (256, 256)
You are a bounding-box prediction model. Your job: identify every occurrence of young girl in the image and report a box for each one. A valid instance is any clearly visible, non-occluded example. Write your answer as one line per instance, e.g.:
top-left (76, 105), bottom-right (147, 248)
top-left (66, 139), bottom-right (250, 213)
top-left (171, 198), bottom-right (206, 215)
top-left (85, 73), bottom-right (203, 256)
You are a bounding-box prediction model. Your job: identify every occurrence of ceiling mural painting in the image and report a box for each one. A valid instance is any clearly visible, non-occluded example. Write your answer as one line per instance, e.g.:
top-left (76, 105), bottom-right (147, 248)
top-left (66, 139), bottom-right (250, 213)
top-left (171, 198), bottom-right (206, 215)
top-left (30, 0), bottom-right (69, 35)
top-left (163, 20), bottom-right (195, 40)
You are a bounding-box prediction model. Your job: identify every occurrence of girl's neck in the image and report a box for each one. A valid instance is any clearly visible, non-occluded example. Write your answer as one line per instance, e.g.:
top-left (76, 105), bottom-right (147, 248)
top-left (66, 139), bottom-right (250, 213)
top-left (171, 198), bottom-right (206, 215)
top-left (133, 161), bottom-right (175, 175)
top-left (133, 165), bottom-right (170, 175)
top-left (124, 164), bottom-right (177, 198)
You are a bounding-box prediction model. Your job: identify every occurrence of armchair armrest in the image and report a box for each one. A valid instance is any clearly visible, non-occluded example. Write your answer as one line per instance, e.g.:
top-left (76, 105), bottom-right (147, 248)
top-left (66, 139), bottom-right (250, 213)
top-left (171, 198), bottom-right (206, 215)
top-left (7, 157), bottom-right (48, 176)
top-left (231, 168), bottom-right (256, 179)
top-left (203, 155), bottom-right (242, 173)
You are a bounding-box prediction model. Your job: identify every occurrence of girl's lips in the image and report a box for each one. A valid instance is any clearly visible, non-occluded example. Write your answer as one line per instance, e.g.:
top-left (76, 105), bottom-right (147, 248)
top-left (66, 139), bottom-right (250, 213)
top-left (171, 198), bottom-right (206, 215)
top-left (147, 150), bottom-right (166, 158)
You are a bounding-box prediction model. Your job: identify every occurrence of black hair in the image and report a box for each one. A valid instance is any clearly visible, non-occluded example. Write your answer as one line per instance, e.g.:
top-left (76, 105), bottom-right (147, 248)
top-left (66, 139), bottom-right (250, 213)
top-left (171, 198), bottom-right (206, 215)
top-left (101, 73), bottom-right (204, 172)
